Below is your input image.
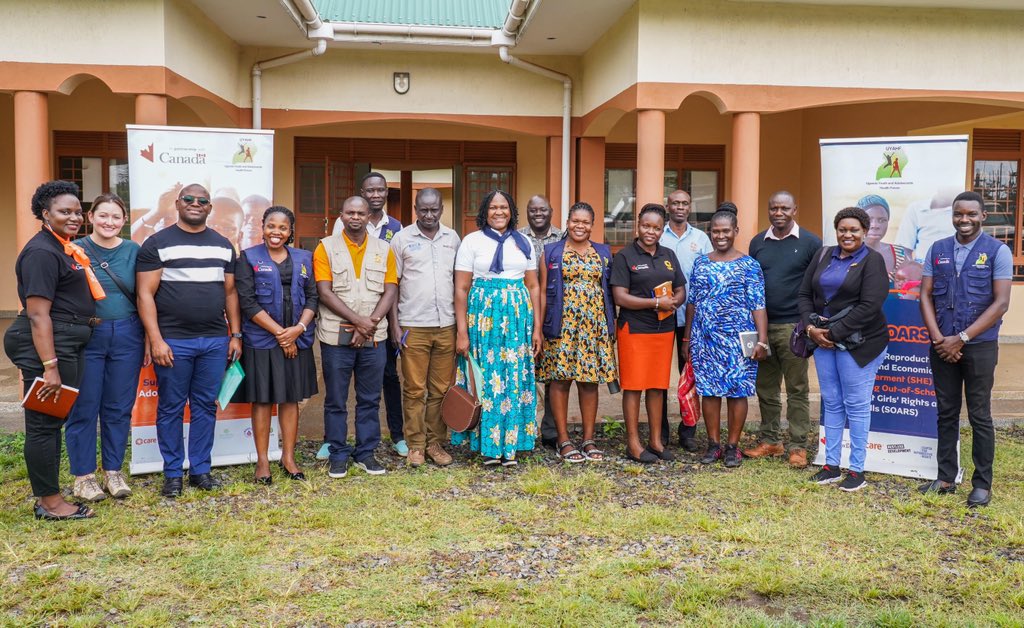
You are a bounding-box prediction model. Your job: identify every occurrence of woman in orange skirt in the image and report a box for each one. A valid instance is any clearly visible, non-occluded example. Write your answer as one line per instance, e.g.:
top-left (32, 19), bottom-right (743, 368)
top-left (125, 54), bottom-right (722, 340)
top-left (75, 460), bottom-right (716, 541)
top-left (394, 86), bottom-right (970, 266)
top-left (610, 204), bottom-right (686, 463)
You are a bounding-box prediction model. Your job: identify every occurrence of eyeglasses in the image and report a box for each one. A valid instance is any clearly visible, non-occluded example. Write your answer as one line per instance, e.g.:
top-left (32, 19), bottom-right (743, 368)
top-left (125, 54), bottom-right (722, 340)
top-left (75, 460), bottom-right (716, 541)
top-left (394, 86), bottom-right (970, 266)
top-left (179, 195), bottom-right (211, 206)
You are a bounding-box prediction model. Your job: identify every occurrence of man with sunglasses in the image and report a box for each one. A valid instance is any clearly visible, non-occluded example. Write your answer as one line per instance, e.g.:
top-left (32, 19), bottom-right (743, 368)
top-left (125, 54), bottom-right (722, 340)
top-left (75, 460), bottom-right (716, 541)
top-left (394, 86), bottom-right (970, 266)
top-left (137, 184), bottom-right (243, 498)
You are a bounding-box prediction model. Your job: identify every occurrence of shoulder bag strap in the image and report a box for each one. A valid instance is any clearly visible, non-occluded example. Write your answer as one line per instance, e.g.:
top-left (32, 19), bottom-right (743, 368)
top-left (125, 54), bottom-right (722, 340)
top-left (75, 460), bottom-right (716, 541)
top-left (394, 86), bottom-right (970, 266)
top-left (81, 237), bottom-right (135, 302)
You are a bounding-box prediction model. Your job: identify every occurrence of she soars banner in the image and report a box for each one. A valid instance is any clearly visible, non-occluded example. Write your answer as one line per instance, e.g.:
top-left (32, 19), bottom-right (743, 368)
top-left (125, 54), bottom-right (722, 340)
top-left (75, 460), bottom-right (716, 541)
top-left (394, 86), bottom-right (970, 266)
top-left (817, 135), bottom-right (968, 479)
top-left (126, 124), bottom-right (278, 475)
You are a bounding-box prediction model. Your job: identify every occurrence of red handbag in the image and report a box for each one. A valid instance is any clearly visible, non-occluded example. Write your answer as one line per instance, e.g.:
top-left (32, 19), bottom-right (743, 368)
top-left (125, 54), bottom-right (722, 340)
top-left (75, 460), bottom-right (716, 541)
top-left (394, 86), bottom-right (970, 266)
top-left (441, 357), bottom-right (481, 433)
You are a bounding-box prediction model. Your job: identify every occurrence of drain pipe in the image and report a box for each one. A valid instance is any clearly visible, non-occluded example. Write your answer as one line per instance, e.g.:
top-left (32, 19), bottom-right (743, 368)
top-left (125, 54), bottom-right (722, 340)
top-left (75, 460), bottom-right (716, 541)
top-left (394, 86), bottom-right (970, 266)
top-left (499, 45), bottom-right (572, 225)
top-left (252, 38), bottom-right (327, 130)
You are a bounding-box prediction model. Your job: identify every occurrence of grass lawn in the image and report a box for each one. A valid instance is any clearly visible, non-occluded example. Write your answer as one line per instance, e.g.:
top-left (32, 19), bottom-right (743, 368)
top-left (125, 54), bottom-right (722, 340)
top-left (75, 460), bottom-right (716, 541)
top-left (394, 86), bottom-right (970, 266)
top-left (1, 426), bottom-right (1023, 627)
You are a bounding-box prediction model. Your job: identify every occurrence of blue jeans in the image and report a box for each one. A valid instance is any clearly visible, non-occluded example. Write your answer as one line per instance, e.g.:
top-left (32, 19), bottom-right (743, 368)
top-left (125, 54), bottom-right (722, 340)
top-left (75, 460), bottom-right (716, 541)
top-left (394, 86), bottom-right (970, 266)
top-left (153, 336), bottom-right (229, 477)
top-left (65, 316), bottom-right (145, 476)
top-left (321, 341), bottom-right (385, 464)
top-left (814, 348), bottom-right (887, 473)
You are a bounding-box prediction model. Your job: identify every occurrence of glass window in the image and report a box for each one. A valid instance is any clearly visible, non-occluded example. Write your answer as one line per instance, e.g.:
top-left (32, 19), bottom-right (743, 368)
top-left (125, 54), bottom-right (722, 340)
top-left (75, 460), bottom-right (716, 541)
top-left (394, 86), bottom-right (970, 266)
top-left (683, 170), bottom-right (719, 232)
top-left (604, 168), bottom-right (635, 246)
top-left (972, 159), bottom-right (1019, 254)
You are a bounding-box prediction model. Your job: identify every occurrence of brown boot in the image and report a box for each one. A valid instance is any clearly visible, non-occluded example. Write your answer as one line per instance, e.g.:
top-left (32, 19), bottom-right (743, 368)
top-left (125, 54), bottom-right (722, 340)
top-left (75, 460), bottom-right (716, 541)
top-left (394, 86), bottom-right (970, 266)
top-left (742, 442), bottom-right (784, 459)
top-left (426, 443), bottom-right (453, 467)
top-left (407, 449), bottom-right (425, 468)
top-left (788, 448), bottom-right (808, 469)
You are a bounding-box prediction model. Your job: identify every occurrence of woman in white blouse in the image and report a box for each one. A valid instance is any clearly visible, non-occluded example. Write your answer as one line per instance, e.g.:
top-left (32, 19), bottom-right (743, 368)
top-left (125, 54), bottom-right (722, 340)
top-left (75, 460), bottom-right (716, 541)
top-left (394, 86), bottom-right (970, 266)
top-left (452, 190), bottom-right (542, 466)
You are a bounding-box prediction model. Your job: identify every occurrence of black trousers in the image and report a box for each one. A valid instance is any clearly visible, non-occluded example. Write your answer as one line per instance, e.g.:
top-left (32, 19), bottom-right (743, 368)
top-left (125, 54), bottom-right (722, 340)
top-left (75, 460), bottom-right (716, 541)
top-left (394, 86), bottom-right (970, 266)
top-left (383, 347), bottom-right (404, 442)
top-left (659, 325), bottom-right (694, 444)
top-left (3, 315), bottom-right (91, 497)
top-left (930, 341), bottom-right (998, 490)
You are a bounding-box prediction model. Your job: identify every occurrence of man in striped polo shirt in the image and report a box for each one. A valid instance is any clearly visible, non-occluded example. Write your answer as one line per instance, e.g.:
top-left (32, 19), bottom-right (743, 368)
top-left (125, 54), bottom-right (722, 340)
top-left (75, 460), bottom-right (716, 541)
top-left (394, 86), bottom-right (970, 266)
top-left (137, 183), bottom-right (242, 498)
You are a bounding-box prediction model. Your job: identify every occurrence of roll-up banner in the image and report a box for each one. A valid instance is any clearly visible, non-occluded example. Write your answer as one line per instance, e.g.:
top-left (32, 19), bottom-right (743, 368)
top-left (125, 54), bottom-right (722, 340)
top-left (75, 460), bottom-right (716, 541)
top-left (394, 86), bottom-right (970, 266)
top-left (817, 135), bottom-right (968, 480)
top-left (126, 125), bottom-right (278, 475)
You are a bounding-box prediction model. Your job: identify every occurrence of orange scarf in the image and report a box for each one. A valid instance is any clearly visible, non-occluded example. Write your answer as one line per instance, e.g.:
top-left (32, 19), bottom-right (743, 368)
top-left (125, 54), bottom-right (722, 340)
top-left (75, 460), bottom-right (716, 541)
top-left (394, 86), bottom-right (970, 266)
top-left (44, 225), bottom-right (106, 301)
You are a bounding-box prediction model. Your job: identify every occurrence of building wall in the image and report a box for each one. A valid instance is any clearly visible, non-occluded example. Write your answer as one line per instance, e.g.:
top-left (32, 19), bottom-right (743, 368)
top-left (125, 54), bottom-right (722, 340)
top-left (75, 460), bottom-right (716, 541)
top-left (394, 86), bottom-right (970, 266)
top-left (163, 0), bottom-right (243, 105)
top-left (256, 48), bottom-right (580, 118)
top-left (0, 0), bottom-right (164, 67)
top-left (0, 93), bottom-right (16, 309)
top-left (579, 3), bottom-right (639, 114)
top-left (638, 0), bottom-right (1024, 94)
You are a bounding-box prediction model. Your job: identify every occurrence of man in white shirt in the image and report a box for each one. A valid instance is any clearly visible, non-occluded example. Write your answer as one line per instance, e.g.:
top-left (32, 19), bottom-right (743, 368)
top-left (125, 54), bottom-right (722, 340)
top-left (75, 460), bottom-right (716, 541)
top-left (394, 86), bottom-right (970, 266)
top-left (389, 189), bottom-right (460, 467)
top-left (655, 190), bottom-right (713, 451)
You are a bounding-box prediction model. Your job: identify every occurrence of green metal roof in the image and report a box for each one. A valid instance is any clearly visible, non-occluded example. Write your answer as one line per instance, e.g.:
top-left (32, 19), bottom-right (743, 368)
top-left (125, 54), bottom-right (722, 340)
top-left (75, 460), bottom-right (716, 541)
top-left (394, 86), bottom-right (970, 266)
top-left (313, 0), bottom-right (509, 28)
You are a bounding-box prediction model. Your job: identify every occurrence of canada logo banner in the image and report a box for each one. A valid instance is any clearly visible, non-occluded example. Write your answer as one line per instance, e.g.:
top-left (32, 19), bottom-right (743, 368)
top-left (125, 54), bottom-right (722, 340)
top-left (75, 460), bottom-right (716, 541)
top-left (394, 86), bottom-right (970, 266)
top-left (126, 124), bottom-right (279, 475)
top-left (817, 135), bottom-right (968, 480)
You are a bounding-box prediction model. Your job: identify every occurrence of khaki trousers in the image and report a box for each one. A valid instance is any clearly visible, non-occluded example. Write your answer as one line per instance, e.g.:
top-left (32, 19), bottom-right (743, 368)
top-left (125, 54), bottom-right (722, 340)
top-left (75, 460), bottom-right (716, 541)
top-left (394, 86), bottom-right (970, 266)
top-left (400, 325), bottom-right (456, 450)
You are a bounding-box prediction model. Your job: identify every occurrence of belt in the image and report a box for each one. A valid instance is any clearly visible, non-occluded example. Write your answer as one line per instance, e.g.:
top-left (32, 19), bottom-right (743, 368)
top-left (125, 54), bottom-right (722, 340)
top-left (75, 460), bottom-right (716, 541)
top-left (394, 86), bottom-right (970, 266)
top-left (50, 315), bottom-right (102, 328)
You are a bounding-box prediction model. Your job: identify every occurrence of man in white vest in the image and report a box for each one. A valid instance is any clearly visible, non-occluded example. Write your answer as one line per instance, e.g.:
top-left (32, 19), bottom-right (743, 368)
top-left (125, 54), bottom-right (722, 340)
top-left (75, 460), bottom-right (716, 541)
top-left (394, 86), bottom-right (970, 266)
top-left (314, 196), bottom-right (399, 478)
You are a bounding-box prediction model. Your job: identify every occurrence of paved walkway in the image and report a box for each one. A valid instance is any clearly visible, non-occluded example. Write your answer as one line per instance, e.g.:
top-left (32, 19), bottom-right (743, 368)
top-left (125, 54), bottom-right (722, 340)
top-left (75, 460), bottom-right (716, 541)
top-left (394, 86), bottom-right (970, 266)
top-left (2, 318), bottom-right (1022, 436)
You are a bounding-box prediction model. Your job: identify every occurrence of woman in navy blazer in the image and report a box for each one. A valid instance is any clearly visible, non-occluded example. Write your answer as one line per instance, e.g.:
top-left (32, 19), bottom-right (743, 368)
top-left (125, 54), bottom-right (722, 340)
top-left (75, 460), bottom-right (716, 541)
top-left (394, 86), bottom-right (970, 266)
top-left (234, 207), bottom-right (318, 484)
top-left (537, 202), bottom-right (618, 462)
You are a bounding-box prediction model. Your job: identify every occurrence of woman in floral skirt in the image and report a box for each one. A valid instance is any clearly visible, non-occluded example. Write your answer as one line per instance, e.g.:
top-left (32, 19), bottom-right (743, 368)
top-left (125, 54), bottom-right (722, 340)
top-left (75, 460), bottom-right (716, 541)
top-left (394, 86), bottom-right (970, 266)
top-left (452, 190), bottom-right (542, 466)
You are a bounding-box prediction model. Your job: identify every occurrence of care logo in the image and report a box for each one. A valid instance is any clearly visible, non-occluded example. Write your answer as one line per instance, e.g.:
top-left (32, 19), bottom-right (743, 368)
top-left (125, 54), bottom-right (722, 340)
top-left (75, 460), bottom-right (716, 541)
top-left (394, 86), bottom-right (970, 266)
top-left (876, 146), bottom-right (908, 180)
top-left (233, 140), bottom-right (257, 164)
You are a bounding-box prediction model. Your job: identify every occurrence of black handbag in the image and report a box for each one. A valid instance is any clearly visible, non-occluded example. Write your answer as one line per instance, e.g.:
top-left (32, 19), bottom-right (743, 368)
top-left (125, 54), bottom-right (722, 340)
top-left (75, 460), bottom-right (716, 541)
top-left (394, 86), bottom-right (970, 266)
top-left (789, 247), bottom-right (831, 358)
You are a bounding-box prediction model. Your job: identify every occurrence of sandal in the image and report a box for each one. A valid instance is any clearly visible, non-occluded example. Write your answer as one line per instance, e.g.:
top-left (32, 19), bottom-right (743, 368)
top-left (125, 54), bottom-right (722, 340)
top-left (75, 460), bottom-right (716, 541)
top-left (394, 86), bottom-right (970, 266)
top-left (580, 439), bottom-right (604, 462)
top-left (557, 440), bottom-right (586, 464)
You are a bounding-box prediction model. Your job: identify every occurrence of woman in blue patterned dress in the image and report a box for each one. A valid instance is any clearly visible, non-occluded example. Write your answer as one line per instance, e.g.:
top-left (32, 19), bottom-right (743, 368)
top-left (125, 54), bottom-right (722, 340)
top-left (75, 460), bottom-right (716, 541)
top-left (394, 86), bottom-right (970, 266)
top-left (685, 203), bottom-right (768, 468)
top-left (452, 190), bottom-right (542, 466)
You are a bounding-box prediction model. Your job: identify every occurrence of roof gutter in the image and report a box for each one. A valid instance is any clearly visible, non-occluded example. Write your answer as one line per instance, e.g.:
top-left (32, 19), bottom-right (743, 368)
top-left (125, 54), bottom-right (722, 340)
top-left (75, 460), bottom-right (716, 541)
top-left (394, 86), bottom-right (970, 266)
top-left (252, 38), bottom-right (327, 130)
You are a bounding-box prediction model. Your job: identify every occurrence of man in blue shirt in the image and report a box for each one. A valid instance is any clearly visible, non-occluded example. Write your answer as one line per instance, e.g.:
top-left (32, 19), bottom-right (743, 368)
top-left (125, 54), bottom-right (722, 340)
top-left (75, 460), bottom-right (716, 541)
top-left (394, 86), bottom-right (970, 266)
top-left (919, 191), bottom-right (1011, 508)
top-left (658, 190), bottom-right (712, 451)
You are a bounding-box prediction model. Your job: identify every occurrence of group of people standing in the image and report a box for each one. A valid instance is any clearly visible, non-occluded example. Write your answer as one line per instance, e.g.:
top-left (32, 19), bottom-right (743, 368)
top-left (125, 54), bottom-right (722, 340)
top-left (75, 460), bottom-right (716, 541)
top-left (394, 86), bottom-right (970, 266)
top-left (8, 176), bottom-right (1007, 520)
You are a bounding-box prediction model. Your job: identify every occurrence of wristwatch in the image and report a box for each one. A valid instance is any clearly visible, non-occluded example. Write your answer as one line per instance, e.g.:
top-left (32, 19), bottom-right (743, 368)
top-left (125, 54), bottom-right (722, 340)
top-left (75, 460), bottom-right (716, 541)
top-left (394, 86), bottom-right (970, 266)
top-left (958, 331), bottom-right (970, 344)
top-left (231, 332), bottom-right (243, 339)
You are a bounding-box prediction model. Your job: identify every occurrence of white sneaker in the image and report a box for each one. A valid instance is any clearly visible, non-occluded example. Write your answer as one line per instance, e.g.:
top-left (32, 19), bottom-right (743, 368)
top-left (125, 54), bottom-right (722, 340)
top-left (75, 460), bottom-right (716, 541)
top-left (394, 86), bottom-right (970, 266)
top-left (73, 474), bottom-right (107, 502)
top-left (103, 470), bottom-right (132, 498)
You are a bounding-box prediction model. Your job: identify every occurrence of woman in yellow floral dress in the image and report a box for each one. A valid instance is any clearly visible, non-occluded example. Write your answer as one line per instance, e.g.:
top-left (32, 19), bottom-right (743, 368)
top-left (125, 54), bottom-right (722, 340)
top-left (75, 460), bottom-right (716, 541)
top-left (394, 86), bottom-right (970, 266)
top-left (538, 202), bottom-right (618, 462)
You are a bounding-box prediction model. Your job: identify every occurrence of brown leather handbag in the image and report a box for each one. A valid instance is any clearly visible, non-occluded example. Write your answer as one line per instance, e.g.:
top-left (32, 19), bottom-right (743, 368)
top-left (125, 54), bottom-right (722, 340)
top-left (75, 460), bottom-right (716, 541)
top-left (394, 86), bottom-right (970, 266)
top-left (441, 357), bottom-right (481, 433)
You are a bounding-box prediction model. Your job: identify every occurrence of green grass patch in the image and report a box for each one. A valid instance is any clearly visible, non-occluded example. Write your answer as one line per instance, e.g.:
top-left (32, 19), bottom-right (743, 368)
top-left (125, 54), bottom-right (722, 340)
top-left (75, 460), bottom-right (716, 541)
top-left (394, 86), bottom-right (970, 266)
top-left (1, 427), bottom-right (1023, 625)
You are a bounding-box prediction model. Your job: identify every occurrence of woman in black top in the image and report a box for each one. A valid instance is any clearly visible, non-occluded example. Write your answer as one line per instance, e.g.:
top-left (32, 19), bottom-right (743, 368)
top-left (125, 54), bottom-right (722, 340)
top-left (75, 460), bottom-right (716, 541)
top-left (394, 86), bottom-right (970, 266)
top-left (4, 181), bottom-right (102, 520)
top-left (234, 207), bottom-right (318, 484)
top-left (799, 207), bottom-right (889, 492)
top-left (610, 204), bottom-right (686, 464)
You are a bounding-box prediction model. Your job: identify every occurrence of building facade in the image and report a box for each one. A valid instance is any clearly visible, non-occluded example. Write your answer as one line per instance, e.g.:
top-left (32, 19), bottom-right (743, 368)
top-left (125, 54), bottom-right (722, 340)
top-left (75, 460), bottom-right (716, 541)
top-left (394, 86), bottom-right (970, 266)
top-left (3, 0), bottom-right (1024, 330)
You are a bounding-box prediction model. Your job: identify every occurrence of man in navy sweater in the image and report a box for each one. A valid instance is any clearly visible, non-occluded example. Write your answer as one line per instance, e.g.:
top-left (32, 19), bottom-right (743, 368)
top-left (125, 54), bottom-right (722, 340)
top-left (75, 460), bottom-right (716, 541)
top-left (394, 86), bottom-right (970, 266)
top-left (744, 191), bottom-right (822, 468)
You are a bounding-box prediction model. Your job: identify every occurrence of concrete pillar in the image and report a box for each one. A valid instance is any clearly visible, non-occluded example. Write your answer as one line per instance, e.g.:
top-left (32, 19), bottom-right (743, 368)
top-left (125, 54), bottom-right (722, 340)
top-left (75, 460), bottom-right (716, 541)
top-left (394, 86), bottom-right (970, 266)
top-left (577, 137), bottom-right (606, 243)
top-left (399, 170), bottom-right (413, 226)
top-left (15, 91), bottom-right (50, 251)
top-left (135, 94), bottom-right (167, 125)
top-left (730, 112), bottom-right (761, 253)
top-left (636, 109), bottom-right (666, 209)
top-left (545, 136), bottom-right (576, 228)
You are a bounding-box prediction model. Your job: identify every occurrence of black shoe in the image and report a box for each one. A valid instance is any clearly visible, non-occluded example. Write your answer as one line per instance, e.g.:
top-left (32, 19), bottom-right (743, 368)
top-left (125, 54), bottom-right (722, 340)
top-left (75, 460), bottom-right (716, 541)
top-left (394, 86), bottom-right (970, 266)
top-left (967, 487), bottom-right (991, 508)
top-left (838, 471), bottom-right (866, 492)
top-left (187, 473), bottom-right (223, 491)
top-left (279, 463), bottom-right (306, 481)
top-left (678, 423), bottom-right (698, 451)
top-left (723, 445), bottom-right (743, 468)
top-left (541, 437), bottom-right (558, 451)
top-left (328, 459), bottom-right (349, 478)
top-left (645, 445), bottom-right (675, 462)
top-left (255, 475), bottom-right (272, 486)
top-left (161, 476), bottom-right (184, 498)
top-left (809, 465), bottom-right (841, 484)
top-left (482, 456), bottom-right (502, 466)
top-left (700, 443), bottom-right (723, 465)
top-left (626, 448), bottom-right (658, 464)
top-left (355, 457), bottom-right (386, 476)
top-left (681, 437), bottom-right (700, 453)
top-left (34, 502), bottom-right (95, 521)
top-left (918, 479), bottom-right (955, 495)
